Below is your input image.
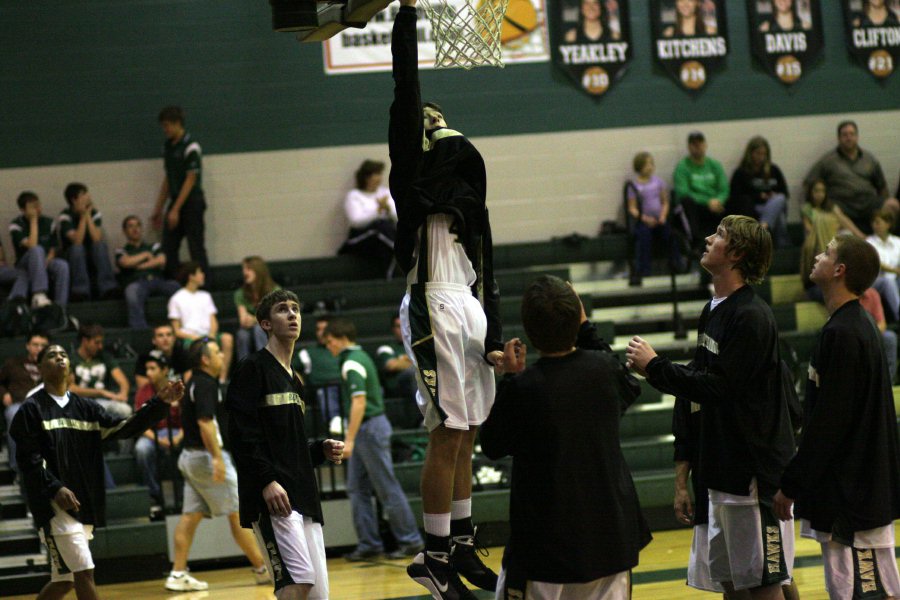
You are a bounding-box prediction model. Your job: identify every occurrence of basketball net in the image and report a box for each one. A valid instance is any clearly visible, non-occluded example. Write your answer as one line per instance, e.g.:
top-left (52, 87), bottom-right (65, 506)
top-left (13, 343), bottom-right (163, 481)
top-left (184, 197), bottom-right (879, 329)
top-left (419, 0), bottom-right (510, 69)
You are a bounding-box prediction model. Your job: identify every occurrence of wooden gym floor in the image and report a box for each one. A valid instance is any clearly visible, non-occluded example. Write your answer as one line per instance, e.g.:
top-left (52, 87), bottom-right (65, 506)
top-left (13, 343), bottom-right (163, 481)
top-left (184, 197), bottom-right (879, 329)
top-left (11, 524), bottom-right (894, 599)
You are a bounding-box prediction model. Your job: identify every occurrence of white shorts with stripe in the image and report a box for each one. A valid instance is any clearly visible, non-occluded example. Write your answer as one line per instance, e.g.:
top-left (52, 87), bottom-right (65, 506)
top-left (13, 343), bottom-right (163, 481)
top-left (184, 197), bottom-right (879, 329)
top-left (400, 284), bottom-right (495, 431)
top-left (801, 519), bottom-right (900, 598)
top-left (39, 502), bottom-right (95, 583)
top-left (687, 524), bottom-right (725, 592)
top-left (496, 567), bottom-right (631, 600)
top-left (252, 511), bottom-right (329, 598)
top-left (708, 481), bottom-right (794, 590)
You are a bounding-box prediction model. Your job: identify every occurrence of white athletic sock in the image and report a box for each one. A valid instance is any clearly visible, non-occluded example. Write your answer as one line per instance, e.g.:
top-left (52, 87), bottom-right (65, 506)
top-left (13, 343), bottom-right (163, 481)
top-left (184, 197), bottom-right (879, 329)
top-left (169, 570), bottom-right (185, 577)
top-left (423, 512), bottom-right (451, 537)
top-left (450, 498), bottom-right (472, 521)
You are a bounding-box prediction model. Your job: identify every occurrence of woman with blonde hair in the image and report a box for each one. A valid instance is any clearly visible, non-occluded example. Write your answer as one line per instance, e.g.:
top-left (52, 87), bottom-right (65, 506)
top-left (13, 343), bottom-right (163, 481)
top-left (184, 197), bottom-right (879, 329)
top-left (729, 136), bottom-right (789, 247)
top-left (234, 256), bottom-right (280, 360)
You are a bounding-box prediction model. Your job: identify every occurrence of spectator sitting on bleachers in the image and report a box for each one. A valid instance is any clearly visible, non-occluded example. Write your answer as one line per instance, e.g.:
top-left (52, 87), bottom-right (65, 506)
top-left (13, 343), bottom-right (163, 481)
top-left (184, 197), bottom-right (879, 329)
top-left (860, 287), bottom-right (897, 384)
top-left (729, 136), bottom-right (789, 248)
top-left (376, 314), bottom-right (418, 409)
top-left (866, 209), bottom-right (900, 321)
top-left (0, 238), bottom-right (26, 300)
top-left (134, 354), bottom-right (183, 520)
top-left (8, 191), bottom-right (70, 307)
top-left (338, 159), bottom-right (398, 278)
top-left (168, 261), bottom-right (233, 383)
top-left (801, 179), bottom-right (864, 301)
top-left (234, 256), bottom-right (279, 361)
top-left (135, 323), bottom-right (191, 390)
top-left (626, 151), bottom-right (681, 283)
top-left (803, 120), bottom-right (899, 235)
top-left (294, 313), bottom-right (343, 434)
top-left (1, 332), bottom-right (49, 472)
top-left (57, 183), bottom-right (119, 301)
top-left (116, 215), bottom-right (180, 329)
top-left (69, 323), bottom-right (132, 419)
top-left (673, 131), bottom-right (729, 252)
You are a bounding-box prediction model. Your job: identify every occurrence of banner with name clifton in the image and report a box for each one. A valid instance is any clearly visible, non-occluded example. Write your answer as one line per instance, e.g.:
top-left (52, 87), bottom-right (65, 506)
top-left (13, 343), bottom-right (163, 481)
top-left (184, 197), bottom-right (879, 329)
top-left (841, 0), bottom-right (900, 79)
top-left (748, 0), bottom-right (824, 85)
top-left (651, 0), bottom-right (729, 92)
top-left (552, 0), bottom-right (633, 97)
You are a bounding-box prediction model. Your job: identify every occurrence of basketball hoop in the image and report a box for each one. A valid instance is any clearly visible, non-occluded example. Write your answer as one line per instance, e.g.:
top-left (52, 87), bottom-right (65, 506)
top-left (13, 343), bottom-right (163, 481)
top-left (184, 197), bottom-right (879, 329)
top-left (419, 0), bottom-right (510, 69)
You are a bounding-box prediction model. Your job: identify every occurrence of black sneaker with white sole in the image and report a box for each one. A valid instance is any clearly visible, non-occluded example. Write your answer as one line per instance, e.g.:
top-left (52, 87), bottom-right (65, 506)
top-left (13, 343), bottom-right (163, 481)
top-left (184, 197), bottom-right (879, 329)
top-left (407, 551), bottom-right (477, 600)
top-left (450, 530), bottom-right (498, 592)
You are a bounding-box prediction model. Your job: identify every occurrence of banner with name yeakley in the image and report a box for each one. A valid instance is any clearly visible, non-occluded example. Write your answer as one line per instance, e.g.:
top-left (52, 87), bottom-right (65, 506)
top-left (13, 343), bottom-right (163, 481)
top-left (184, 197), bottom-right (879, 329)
top-left (551, 0), bottom-right (633, 97)
top-left (650, 0), bottom-right (729, 92)
top-left (841, 0), bottom-right (900, 79)
top-left (747, 0), bottom-right (824, 85)
top-left (323, 0), bottom-right (550, 74)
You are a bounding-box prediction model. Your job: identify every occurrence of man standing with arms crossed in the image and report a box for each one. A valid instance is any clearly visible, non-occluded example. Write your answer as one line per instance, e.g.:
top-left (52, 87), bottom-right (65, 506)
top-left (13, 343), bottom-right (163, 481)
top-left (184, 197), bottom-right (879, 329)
top-left (627, 216), bottom-right (796, 600)
top-left (774, 235), bottom-right (900, 598)
top-left (227, 290), bottom-right (344, 600)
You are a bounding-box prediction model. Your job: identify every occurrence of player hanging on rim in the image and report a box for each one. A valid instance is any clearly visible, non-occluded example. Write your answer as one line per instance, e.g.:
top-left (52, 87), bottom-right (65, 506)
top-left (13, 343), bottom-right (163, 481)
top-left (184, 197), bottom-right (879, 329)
top-left (389, 1), bottom-right (510, 598)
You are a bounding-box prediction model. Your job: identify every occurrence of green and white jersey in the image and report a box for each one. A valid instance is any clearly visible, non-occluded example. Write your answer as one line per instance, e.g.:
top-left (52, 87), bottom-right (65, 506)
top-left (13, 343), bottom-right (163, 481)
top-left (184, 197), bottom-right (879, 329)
top-left (71, 351), bottom-right (119, 392)
top-left (115, 241), bottom-right (164, 285)
top-left (9, 215), bottom-right (57, 262)
top-left (163, 131), bottom-right (203, 200)
top-left (338, 345), bottom-right (384, 420)
top-left (57, 207), bottom-right (103, 251)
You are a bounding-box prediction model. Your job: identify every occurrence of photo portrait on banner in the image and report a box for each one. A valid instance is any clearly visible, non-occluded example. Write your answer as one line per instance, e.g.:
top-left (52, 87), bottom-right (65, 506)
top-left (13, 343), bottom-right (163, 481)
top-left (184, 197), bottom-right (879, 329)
top-left (841, 0), bottom-right (900, 79)
top-left (748, 0), bottom-right (823, 85)
top-left (650, 0), bottom-right (729, 91)
top-left (551, 0), bottom-right (633, 96)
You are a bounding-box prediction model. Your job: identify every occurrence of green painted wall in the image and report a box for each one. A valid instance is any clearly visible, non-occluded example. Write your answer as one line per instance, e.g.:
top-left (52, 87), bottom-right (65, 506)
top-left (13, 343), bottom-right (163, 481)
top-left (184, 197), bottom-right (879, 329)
top-left (2, 0), bottom-right (898, 169)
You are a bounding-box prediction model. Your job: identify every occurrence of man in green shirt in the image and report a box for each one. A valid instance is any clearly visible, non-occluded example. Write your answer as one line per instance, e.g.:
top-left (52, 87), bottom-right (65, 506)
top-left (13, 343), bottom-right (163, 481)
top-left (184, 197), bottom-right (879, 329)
top-left (8, 191), bottom-right (69, 307)
top-left (58, 182), bottom-right (119, 301)
top-left (673, 131), bottom-right (730, 251)
top-left (115, 215), bottom-right (180, 329)
top-left (293, 314), bottom-right (342, 434)
top-left (69, 323), bottom-right (132, 419)
top-left (152, 106), bottom-right (209, 280)
top-left (324, 317), bottom-right (423, 562)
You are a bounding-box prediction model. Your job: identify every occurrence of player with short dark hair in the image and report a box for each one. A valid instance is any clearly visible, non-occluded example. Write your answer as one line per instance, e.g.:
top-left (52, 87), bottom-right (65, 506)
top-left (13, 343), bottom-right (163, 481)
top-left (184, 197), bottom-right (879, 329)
top-left (10, 344), bottom-right (183, 600)
top-left (481, 275), bottom-right (649, 598)
top-left (390, 1), bottom-right (508, 597)
top-left (774, 234), bottom-right (900, 598)
top-left (227, 289), bottom-right (344, 599)
top-left (627, 215), bottom-right (796, 599)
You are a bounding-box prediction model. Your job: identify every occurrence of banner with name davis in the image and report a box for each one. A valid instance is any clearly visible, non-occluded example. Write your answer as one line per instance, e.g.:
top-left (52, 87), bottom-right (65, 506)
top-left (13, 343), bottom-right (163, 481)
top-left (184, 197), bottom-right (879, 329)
top-left (323, 0), bottom-right (551, 74)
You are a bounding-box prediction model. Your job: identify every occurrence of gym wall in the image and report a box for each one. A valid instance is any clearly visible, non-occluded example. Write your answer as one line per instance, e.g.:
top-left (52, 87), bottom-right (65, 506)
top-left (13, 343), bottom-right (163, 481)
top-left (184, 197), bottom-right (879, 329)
top-left (2, 1), bottom-right (898, 263)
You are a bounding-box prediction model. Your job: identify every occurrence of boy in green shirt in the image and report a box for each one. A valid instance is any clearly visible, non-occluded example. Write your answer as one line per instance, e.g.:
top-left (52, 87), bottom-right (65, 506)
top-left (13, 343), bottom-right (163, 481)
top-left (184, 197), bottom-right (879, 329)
top-left (8, 191), bottom-right (69, 307)
top-left (323, 317), bottom-right (423, 562)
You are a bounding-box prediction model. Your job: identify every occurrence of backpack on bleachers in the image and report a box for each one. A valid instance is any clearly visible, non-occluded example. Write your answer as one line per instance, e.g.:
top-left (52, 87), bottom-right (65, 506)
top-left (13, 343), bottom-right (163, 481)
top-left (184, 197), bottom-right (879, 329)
top-left (0, 299), bottom-right (31, 337)
top-left (31, 303), bottom-right (69, 335)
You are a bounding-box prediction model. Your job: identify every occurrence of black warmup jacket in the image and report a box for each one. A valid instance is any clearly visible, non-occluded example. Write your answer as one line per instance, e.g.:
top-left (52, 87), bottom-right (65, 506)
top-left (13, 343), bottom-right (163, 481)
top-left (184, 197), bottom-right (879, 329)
top-left (388, 5), bottom-right (502, 357)
top-left (647, 285), bottom-right (795, 498)
top-left (480, 321), bottom-right (649, 587)
top-left (11, 389), bottom-right (168, 528)
top-left (673, 394), bottom-right (711, 525)
top-left (780, 300), bottom-right (900, 537)
top-left (225, 349), bottom-right (326, 528)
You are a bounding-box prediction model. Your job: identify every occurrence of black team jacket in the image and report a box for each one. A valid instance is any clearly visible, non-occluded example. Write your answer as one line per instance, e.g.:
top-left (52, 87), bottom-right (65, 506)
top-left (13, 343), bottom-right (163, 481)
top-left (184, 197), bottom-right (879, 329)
top-left (11, 389), bottom-right (168, 529)
top-left (480, 321), bottom-right (649, 587)
top-left (646, 285), bottom-right (795, 499)
top-left (780, 300), bottom-right (900, 538)
top-left (388, 5), bottom-right (502, 358)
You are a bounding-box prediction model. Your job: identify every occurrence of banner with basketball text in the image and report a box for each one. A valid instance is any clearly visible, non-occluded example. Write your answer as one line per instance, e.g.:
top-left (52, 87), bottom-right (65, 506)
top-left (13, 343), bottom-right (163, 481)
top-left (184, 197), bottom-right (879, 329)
top-left (323, 0), bottom-right (550, 74)
top-left (747, 0), bottom-right (824, 85)
top-left (841, 0), bottom-right (900, 80)
top-left (551, 0), bottom-right (633, 97)
top-left (650, 0), bottom-right (729, 92)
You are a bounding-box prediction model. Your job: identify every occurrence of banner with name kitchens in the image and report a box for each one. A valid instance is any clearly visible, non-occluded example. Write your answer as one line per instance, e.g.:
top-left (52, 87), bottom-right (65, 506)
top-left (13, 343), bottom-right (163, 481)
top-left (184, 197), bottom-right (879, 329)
top-left (747, 0), bottom-right (824, 85)
top-left (651, 0), bottom-right (729, 92)
top-left (841, 0), bottom-right (900, 79)
top-left (323, 0), bottom-right (550, 74)
top-left (551, 0), bottom-right (633, 97)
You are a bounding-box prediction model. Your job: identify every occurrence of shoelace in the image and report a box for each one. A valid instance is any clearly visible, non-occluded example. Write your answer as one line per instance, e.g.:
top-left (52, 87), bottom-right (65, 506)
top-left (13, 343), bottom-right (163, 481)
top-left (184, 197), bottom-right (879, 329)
top-left (453, 534), bottom-right (489, 559)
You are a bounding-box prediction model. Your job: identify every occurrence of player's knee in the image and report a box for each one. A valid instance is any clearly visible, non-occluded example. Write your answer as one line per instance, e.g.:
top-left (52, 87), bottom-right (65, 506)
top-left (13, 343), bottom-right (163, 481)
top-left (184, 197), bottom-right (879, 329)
top-left (277, 582), bottom-right (312, 600)
top-left (73, 568), bottom-right (95, 583)
top-left (50, 580), bottom-right (75, 594)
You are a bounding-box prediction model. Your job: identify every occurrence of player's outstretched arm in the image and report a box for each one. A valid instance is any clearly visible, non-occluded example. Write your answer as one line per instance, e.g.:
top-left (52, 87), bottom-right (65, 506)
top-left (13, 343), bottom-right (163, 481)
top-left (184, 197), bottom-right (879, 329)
top-left (389, 0), bottom-right (424, 194)
top-left (97, 382), bottom-right (181, 441)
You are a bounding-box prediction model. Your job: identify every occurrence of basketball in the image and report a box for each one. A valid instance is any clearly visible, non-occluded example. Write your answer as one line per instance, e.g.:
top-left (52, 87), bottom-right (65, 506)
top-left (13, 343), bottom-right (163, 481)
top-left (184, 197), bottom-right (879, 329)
top-left (500, 0), bottom-right (538, 44)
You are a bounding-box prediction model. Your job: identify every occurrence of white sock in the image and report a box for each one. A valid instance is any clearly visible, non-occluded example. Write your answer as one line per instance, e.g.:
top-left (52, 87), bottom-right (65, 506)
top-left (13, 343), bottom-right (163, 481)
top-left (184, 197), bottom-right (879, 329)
top-left (450, 498), bottom-right (472, 521)
top-left (423, 512), bottom-right (451, 537)
top-left (170, 570), bottom-right (185, 577)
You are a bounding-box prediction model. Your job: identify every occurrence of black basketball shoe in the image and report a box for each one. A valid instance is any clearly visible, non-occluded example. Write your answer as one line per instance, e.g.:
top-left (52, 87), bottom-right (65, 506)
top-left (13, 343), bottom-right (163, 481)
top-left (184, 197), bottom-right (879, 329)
top-left (407, 551), bottom-right (477, 600)
top-left (450, 528), bottom-right (498, 592)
